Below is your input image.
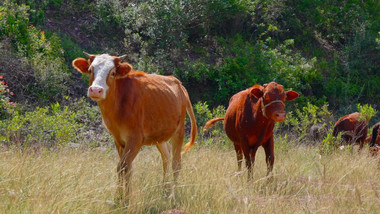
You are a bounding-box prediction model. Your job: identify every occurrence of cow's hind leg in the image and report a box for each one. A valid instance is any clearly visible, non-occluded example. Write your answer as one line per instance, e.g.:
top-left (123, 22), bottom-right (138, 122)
top-left (233, 143), bottom-right (243, 172)
top-left (171, 125), bottom-right (185, 183)
top-left (240, 141), bottom-right (253, 180)
top-left (156, 142), bottom-right (171, 186)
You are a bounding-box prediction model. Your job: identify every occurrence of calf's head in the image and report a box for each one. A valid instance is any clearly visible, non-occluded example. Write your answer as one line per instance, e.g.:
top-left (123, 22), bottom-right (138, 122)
top-left (72, 52), bottom-right (132, 101)
top-left (250, 82), bottom-right (299, 122)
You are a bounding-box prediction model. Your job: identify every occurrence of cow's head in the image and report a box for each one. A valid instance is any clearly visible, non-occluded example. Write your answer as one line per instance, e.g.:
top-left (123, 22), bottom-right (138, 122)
top-left (72, 52), bottom-right (132, 101)
top-left (250, 82), bottom-right (299, 122)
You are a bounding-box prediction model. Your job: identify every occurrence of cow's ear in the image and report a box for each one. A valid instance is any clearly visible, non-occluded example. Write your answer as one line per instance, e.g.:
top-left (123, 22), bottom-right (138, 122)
top-left (116, 62), bottom-right (132, 78)
top-left (72, 58), bottom-right (90, 74)
top-left (250, 85), bottom-right (264, 99)
top-left (286, 90), bottom-right (299, 101)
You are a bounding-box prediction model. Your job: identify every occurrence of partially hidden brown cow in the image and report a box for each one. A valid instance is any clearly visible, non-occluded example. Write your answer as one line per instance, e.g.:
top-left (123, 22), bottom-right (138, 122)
top-left (203, 82), bottom-right (299, 179)
top-left (332, 112), bottom-right (368, 149)
top-left (72, 53), bottom-right (197, 197)
top-left (368, 122), bottom-right (380, 156)
top-left (369, 122), bottom-right (380, 147)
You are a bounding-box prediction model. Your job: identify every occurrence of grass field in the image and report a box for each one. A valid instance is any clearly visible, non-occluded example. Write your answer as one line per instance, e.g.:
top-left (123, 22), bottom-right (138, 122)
top-left (0, 142), bottom-right (379, 213)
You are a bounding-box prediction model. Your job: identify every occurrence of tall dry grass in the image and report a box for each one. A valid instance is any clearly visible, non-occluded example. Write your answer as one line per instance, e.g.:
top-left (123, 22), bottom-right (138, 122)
top-left (0, 143), bottom-right (379, 213)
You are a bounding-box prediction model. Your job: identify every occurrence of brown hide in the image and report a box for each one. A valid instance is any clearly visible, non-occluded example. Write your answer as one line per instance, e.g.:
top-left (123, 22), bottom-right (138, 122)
top-left (332, 112), bottom-right (368, 149)
top-left (204, 82), bottom-right (299, 179)
top-left (72, 54), bottom-right (197, 197)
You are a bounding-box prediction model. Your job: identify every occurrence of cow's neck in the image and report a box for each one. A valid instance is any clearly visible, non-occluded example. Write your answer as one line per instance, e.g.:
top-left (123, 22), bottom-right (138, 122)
top-left (253, 98), bottom-right (275, 144)
top-left (255, 98), bottom-right (275, 130)
top-left (255, 98), bottom-right (270, 122)
top-left (96, 78), bottom-right (134, 126)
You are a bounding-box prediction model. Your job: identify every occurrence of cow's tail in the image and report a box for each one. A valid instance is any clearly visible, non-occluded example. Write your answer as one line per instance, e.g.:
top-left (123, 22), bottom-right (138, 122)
top-left (203, 118), bottom-right (224, 132)
top-left (181, 86), bottom-right (197, 154)
top-left (370, 124), bottom-right (380, 147)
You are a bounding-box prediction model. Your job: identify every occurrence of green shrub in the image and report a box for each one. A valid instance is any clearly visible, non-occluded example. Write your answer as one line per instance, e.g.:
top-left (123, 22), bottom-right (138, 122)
top-left (192, 101), bottom-right (227, 146)
top-left (0, 1), bottom-right (30, 47)
top-left (279, 102), bottom-right (333, 143)
top-left (318, 127), bottom-right (341, 154)
top-left (357, 103), bottom-right (377, 123)
top-left (1, 102), bottom-right (80, 147)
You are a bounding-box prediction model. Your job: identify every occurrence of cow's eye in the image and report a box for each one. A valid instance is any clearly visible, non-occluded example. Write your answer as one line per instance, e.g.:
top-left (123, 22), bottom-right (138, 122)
top-left (111, 71), bottom-right (116, 77)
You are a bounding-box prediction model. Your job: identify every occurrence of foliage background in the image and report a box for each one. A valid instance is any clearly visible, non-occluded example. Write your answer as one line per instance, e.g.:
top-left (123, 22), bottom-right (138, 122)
top-left (0, 0), bottom-right (379, 145)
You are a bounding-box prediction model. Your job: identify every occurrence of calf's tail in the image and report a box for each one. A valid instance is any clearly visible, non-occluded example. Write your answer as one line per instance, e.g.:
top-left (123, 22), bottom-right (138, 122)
top-left (203, 118), bottom-right (224, 132)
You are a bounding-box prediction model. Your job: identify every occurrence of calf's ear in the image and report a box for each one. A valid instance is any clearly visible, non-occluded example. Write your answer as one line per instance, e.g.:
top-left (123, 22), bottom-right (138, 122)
top-left (286, 90), bottom-right (299, 101)
top-left (72, 58), bottom-right (90, 74)
top-left (116, 62), bottom-right (132, 78)
top-left (250, 85), bottom-right (264, 99)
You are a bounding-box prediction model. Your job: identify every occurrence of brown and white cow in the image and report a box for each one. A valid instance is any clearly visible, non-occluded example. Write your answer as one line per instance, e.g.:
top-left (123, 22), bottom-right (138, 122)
top-left (72, 53), bottom-right (197, 196)
top-left (332, 112), bottom-right (368, 149)
top-left (203, 82), bottom-right (299, 179)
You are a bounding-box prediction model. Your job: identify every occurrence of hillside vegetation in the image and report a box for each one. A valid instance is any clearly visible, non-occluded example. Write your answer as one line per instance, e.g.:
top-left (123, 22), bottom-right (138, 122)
top-left (1, 0), bottom-right (379, 144)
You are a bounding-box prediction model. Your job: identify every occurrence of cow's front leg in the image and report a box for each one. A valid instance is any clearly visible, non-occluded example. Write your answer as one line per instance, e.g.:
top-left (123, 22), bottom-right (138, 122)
top-left (263, 136), bottom-right (274, 177)
top-left (117, 135), bottom-right (143, 202)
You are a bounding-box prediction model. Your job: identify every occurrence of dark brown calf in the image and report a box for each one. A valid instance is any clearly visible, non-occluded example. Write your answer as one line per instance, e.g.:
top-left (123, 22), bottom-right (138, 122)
top-left (204, 82), bottom-right (299, 179)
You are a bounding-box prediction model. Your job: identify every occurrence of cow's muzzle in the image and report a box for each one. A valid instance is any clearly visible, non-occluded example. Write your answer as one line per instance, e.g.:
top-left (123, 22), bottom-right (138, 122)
top-left (88, 86), bottom-right (104, 100)
top-left (273, 111), bottom-right (286, 122)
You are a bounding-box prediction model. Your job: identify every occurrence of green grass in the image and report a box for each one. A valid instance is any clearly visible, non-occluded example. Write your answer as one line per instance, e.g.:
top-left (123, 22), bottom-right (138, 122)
top-left (0, 142), bottom-right (379, 213)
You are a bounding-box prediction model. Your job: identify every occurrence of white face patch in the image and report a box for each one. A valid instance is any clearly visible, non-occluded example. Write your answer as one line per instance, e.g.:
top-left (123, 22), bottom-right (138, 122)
top-left (88, 54), bottom-right (115, 99)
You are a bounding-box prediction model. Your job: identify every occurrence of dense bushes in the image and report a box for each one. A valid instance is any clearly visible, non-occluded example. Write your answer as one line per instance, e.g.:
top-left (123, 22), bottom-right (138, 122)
top-left (175, 36), bottom-right (320, 105)
top-left (0, 0), bottom-right (69, 104)
top-left (91, 0), bottom-right (379, 110)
